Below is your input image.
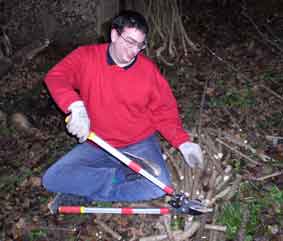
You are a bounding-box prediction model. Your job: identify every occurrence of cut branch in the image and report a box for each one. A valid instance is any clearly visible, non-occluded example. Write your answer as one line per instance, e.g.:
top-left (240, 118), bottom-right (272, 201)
top-left (94, 219), bottom-right (122, 240)
top-left (215, 138), bottom-right (260, 166)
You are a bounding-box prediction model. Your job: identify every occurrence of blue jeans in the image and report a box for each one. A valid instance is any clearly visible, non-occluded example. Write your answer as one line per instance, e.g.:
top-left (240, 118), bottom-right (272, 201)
top-left (42, 134), bottom-right (171, 202)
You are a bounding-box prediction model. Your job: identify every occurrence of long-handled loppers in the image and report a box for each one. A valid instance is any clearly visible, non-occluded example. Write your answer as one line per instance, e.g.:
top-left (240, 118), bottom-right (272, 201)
top-left (59, 130), bottom-right (212, 215)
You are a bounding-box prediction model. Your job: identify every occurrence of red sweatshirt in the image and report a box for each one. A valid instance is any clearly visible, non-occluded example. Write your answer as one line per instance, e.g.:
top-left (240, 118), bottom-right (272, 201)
top-left (45, 43), bottom-right (190, 147)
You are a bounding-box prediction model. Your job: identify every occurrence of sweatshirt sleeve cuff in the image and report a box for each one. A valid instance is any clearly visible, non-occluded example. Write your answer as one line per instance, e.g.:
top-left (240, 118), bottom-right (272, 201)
top-left (171, 133), bottom-right (191, 148)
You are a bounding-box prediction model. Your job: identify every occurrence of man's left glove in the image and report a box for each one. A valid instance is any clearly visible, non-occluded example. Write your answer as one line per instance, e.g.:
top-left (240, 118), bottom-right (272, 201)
top-left (67, 101), bottom-right (90, 143)
top-left (179, 141), bottom-right (204, 168)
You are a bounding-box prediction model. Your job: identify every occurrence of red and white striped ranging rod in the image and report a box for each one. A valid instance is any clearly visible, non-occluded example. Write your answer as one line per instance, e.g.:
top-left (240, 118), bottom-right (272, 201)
top-left (59, 206), bottom-right (170, 215)
top-left (87, 132), bottom-right (174, 195)
top-left (59, 131), bottom-right (174, 215)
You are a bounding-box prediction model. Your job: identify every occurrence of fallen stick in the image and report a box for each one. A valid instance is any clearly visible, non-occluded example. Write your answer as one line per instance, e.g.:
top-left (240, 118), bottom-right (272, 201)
top-left (183, 165), bottom-right (193, 198)
top-left (210, 231), bottom-right (218, 241)
top-left (225, 174), bottom-right (242, 201)
top-left (223, 108), bottom-right (242, 130)
top-left (139, 222), bottom-right (226, 241)
top-left (211, 231), bottom-right (227, 241)
top-left (94, 219), bottom-right (122, 240)
top-left (203, 131), bottom-right (221, 155)
top-left (209, 204), bottom-right (220, 241)
top-left (215, 165), bottom-right (233, 189)
top-left (206, 169), bottom-right (218, 202)
top-left (237, 203), bottom-right (249, 241)
top-left (175, 222), bottom-right (200, 241)
top-left (183, 215), bottom-right (194, 232)
top-left (204, 224), bottom-right (227, 232)
top-left (216, 174), bottom-right (232, 191)
top-left (201, 168), bottom-right (211, 189)
top-left (139, 231), bottom-right (182, 241)
top-left (209, 186), bottom-right (232, 206)
top-left (223, 133), bottom-right (272, 162)
top-left (168, 2), bottom-right (176, 58)
top-left (202, 140), bottom-right (223, 174)
top-left (140, 222), bottom-right (200, 241)
top-left (191, 168), bottom-right (202, 199)
top-left (215, 138), bottom-right (260, 166)
top-left (164, 150), bottom-right (184, 181)
top-left (254, 171), bottom-right (283, 181)
top-left (214, 174), bottom-right (223, 189)
top-left (162, 215), bottom-right (174, 241)
top-left (241, 10), bottom-right (283, 54)
top-left (265, 135), bottom-right (283, 146)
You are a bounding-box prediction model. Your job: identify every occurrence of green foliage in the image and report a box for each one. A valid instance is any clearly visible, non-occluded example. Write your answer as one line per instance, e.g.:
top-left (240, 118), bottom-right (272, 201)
top-left (208, 87), bottom-right (256, 109)
top-left (0, 175), bottom-right (18, 191)
top-left (257, 111), bottom-right (283, 130)
top-left (230, 158), bottom-right (245, 173)
top-left (218, 200), bottom-right (263, 240)
top-left (182, 102), bottom-right (197, 124)
top-left (28, 228), bottom-right (48, 241)
top-left (246, 201), bottom-right (262, 235)
top-left (218, 202), bottom-right (242, 240)
top-left (269, 185), bottom-right (283, 206)
top-left (38, 196), bottom-right (49, 205)
top-left (262, 71), bottom-right (283, 83)
top-left (0, 167), bottom-right (33, 192)
top-left (170, 215), bottom-right (185, 230)
top-left (245, 235), bottom-right (253, 241)
top-left (34, 61), bottom-right (56, 74)
top-left (0, 126), bottom-right (17, 136)
top-left (217, 183), bottom-right (283, 240)
top-left (0, 127), bottom-right (10, 136)
top-left (95, 201), bottom-right (113, 208)
top-left (17, 167), bottom-right (33, 185)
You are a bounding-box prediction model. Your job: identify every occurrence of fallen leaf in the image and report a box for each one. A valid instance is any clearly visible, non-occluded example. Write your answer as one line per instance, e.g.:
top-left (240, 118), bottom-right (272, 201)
top-left (29, 176), bottom-right (41, 187)
top-left (16, 217), bottom-right (26, 230)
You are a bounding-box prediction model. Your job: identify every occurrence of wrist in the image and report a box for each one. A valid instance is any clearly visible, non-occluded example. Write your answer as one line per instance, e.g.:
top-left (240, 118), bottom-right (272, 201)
top-left (68, 100), bottom-right (85, 111)
top-left (178, 141), bottom-right (191, 150)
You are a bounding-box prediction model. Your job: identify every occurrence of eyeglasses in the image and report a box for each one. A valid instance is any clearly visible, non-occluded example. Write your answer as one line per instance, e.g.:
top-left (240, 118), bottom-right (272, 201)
top-left (117, 30), bottom-right (147, 50)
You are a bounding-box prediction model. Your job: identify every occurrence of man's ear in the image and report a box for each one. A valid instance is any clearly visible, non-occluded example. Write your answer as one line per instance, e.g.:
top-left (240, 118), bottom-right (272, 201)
top-left (110, 29), bottom-right (119, 42)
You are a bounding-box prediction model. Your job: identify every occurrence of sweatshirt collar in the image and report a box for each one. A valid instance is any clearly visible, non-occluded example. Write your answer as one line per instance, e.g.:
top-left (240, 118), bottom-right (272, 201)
top-left (106, 44), bottom-right (137, 70)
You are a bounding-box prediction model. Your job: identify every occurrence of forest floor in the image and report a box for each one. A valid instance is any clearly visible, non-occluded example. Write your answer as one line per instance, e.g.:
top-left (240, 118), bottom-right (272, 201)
top-left (0, 3), bottom-right (283, 241)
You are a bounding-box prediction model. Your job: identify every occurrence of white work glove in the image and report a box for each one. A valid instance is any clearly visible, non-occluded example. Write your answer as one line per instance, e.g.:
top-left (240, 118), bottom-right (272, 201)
top-left (67, 101), bottom-right (90, 143)
top-left (179, 141), bottom-right (204, 168)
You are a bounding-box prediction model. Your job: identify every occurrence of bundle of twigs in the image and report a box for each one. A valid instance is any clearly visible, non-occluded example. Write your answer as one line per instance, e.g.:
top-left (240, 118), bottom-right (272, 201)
top-left (148, 120), bottom-right (281, 241)
top-left (137, 132), bottom-right (238, 241)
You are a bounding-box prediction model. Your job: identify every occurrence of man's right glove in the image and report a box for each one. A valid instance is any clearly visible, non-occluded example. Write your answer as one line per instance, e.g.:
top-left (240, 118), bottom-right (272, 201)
top-left (67, 101), bottom-right (90, 143)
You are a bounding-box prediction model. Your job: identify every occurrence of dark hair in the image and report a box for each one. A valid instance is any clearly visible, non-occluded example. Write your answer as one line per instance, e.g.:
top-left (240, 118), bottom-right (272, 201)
top-left (111, 10), bottom-right (149, 35)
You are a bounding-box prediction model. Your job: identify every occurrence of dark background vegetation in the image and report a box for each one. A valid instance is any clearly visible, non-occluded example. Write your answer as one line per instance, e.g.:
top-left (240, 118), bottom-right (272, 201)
top-left (0, 0), bottom-right (283, 240)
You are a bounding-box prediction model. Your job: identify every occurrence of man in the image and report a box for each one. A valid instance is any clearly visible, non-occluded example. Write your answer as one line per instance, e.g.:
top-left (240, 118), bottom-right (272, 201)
top-left (43, 10), bottom-right (203, 214)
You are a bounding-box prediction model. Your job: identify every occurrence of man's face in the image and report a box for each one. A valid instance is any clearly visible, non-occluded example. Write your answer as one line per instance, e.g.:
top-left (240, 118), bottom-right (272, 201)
top-left (110, 27), bottom-right (146, 65)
